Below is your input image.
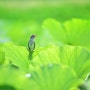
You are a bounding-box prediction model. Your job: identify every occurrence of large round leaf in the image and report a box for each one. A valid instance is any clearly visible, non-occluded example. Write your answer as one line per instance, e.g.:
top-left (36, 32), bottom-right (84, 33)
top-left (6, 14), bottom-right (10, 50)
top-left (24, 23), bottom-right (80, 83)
top-left (4, 42), bottom-right (29, 72)
top-left (31, 45), bottom-right (90, 78)
top-left (42, 19), bottom-right (90, 50)
top-left (29, 64), bottom-right (81, 90)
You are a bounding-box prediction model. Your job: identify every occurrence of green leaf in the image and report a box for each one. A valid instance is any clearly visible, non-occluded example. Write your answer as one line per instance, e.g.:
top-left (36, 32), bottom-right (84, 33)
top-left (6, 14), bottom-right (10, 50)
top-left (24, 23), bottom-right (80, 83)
top-left (78, 75), bottom-right (90, 90)
top-left (31, 45), bottom-right (90, 78)
top-left (0, 68), bottom-right (30, 90)
top-left (58, 45), bottom-right (90, 78)
top-left (42, 18), bottom-right (67, 44)
top-left (64, 19), bottom-right (90, 46)
top-left (29, 64), bottom-right (82, 90)
top-left (0, 44), bottom-right (5, 65)
top-left (42, 19), bottom-right (90, 49)
top-left (87, 80), bottom-right (90, 90)
top-left (4, 42), bottom-right (29, 72)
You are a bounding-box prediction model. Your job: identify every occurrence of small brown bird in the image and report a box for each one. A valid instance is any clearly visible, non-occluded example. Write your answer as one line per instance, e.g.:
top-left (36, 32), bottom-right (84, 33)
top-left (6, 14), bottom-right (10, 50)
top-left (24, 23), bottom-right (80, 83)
top-left (28, 34), bottom-right (36, 52)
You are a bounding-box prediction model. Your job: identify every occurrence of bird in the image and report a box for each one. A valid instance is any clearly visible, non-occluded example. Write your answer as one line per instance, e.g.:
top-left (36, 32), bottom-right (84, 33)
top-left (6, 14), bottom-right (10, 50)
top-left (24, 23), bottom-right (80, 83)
top-left (28, 34), bottom-right (36, 52)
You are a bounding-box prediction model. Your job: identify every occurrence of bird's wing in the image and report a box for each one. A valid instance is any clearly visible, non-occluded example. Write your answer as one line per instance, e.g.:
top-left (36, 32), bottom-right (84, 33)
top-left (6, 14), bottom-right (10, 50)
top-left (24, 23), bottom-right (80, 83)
top-left (34, 42), bottom-right (35, 50)
top-left (28, 41), bottom-right (30, 49)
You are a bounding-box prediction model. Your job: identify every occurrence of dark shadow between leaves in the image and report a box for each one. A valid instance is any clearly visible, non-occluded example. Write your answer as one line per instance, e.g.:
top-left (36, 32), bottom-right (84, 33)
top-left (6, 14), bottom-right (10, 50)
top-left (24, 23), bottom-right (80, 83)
top-left (0, 85), bottom-right (16, 90)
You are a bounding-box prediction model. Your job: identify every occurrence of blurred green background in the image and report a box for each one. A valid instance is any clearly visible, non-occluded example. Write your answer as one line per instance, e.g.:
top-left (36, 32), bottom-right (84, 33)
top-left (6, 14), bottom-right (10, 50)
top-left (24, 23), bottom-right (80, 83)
top-left (0, 0), bottom-right (90, 21)
top-left (0, 0), bottom-right (90, 46)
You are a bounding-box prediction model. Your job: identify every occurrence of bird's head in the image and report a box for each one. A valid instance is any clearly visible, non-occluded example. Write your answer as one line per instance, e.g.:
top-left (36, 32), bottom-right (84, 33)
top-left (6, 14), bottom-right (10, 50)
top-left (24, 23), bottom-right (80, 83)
top-left (30, 34), bottom-right (36, 39)
top-left (31, 34), bottom-right (36, 38)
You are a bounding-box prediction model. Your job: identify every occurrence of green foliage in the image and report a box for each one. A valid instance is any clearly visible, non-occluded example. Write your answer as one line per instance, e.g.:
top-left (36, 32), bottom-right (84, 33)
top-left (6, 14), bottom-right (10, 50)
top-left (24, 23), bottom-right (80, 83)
top-left (29, 65), bottom-right (81, 90)
top-left (31, 45), bottom-right (90, 78)
top-left (0, 68), bottom-right (30, 90)
top-left (0, 44), bottom-right (5, 65)
top-left (1, 41), bottom-right (89, 90)
top-left (4, 42), bottom-right (29, 72)
top-left (43, 19), bottom-right (90, 50)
